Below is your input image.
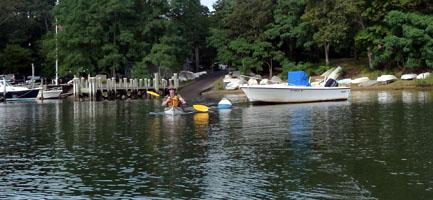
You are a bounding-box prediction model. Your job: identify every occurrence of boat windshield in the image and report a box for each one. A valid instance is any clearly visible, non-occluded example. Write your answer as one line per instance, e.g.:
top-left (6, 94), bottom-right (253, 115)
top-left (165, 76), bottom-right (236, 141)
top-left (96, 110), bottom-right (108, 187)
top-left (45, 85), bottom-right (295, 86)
top-left (0, 80), bottom-right (12, 87)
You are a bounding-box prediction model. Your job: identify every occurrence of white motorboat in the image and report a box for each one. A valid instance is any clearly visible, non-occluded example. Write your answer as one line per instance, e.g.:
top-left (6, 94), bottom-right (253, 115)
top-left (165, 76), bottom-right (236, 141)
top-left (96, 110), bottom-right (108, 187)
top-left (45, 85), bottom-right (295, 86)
top-left (164, 106), bottom-right (185, 115)
top-left (0, 80), bottom-right (40, 101)
top-left (37, 87), bottom-right (62, 99)
top-left (240, 71), bottom-right (350, 104)
top-left (240, 84), bottom-right (351, 103)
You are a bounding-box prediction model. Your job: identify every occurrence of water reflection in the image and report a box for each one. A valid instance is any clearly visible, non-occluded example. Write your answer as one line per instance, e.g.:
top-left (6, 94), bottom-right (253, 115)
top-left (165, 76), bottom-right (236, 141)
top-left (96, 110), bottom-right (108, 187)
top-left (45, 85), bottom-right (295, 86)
top-left (218, 108), bottom-right (232, 124)
top-left (352, 90), bottom-right (433, 104)
top-left (377, 91), bottom-right (397, 104)
top-left (288, 106), bottom-right (312, 152)
top-left (162, 114), bottom-right (186, 136)
top-left (193, 112), bottom-right (209, 137)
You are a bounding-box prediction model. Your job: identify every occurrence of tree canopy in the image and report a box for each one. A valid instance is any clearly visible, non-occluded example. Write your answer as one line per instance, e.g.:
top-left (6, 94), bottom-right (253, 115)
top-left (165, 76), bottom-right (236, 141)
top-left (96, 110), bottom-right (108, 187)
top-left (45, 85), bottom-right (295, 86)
top-left (2, 0), bottom-right (433, 78)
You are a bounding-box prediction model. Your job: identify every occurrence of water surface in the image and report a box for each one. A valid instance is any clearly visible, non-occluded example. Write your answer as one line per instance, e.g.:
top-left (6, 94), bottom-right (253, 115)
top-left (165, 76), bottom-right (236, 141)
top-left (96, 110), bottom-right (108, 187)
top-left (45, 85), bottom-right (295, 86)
top-left (1, 90), bottom-right (433, 199)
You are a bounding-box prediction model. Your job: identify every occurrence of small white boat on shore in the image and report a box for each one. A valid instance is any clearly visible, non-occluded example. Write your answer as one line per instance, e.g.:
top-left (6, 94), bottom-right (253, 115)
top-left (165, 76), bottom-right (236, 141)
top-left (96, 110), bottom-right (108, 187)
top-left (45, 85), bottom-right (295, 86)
top-left (416, 72), bottom-right (431, 79)
top-left (164, 106), bottom-right (185, 115)
top-left (401, 74), bottom-right (417, 80)
top-left (377, 75), bottom-right (397, 83)
top-left (37, 87), bottom-right (62, 99)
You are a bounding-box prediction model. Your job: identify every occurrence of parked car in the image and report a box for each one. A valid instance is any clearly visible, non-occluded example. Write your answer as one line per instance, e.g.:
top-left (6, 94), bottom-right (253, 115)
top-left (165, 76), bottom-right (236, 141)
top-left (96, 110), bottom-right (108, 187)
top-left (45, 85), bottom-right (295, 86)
top-left (58, 77), bottom-right (72, 84)
top-left (1, 74), bottom-right (25, 84)
top-left (26, 76), bottom-right (47, 84)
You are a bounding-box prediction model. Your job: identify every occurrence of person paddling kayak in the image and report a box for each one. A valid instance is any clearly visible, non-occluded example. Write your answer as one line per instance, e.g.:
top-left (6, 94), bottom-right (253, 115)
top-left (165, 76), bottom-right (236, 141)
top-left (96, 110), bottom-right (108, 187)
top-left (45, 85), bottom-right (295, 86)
top-left (162, 87), bottom-right (186, 107)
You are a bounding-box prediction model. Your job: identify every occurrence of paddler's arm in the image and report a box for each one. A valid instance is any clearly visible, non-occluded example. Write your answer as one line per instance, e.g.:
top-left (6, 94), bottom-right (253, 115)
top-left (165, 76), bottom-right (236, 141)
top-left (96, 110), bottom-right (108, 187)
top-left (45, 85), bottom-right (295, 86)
top-left (179, 95), bottom-right (186, 105)
top-left (162, 96), bottom-right (171, 106)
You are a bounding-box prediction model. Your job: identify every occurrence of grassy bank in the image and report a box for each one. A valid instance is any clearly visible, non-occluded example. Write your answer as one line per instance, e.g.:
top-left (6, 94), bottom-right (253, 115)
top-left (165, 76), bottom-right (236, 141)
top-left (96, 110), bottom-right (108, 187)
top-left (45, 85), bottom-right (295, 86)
top-left (203, 58), bottom-right (433, 94)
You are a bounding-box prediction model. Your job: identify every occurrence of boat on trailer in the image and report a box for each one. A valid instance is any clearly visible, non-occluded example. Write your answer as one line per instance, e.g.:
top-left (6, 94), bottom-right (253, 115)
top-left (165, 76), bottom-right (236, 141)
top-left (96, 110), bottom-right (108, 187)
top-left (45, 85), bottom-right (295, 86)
top-left (164, 105), bottom-right (185, 115)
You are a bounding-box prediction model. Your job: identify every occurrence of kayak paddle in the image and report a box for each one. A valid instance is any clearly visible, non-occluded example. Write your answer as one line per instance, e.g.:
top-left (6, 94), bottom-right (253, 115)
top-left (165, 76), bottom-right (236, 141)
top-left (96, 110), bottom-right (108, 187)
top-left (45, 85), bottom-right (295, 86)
top-left (147, 91), bottom-right (160, 97)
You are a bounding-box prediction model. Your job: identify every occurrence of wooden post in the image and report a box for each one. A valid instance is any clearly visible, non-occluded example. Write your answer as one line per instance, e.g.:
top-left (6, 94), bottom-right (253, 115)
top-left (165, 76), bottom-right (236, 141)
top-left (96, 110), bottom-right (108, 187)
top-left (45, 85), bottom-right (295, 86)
top-left (73, 78), bottom-right (77, 98)
top-left (154, 73), bottom-right (159, 93)
top-left (97, 77), bottom-right (102, 99)
top-left (2, 77), bottom-right (6, 100)
top-left (81, 77), bottom-right (85, 89)
top-left (114, 77), bottom-right (117, 98)
top-left (93, 77), bottom-right (97, 100)
top-left (162, 79), bottom-right (167, 90)
top-left (107, 78), bottom-right (111, 98)
top-left (173, 73), bottom-right (179, 90)
top-left (145, 78), bottom-right (149, 89)
top-left (89, 77), bottom-right (93, 100)
top-left (107, 78), bottom-right (111, 91)
top-left (133, 79), bottom-right (136, 96)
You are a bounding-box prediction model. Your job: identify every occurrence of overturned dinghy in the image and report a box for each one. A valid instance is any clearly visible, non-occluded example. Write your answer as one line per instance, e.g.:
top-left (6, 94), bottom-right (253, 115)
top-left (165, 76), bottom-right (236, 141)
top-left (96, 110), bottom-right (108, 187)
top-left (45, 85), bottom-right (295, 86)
top-left (164, 106), bottom-right (185, 115)
top-left (401, 74), bottom-right (417, 80)
top-left (416, 72), bottom-right (431, 80)
top-left (377, 75), bottom-right (397, 83)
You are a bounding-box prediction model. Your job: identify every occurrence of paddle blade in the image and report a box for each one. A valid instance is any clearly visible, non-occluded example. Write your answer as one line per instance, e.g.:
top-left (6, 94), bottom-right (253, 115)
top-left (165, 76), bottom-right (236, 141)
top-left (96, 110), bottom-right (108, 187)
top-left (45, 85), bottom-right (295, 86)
top-left (147, 91), bottom-right (160, 97)
top-left (193, 105), bottom-right (209, 112)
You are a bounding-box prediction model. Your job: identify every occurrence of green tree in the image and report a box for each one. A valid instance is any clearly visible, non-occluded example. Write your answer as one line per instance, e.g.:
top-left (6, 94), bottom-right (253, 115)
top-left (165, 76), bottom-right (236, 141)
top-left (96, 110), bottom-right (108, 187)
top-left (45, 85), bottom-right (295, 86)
top-left (170, 0), bottom-right (210, 72)
top-left (266, 0), bottom-right (314, 62)
top-left (374, 10), bottom-right (433, 69)
top-left (0, 44), bottom-right (32, 74)
top-left (303, 0), bottom-right (355, 65)
top-left (0, 0), bottom-right (53, 75)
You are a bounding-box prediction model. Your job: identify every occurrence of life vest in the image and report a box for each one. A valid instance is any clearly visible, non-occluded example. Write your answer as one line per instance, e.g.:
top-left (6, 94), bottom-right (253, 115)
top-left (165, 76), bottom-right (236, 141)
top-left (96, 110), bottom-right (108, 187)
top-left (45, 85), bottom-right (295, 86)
top-left (167, 95), bottom-right (180, 107)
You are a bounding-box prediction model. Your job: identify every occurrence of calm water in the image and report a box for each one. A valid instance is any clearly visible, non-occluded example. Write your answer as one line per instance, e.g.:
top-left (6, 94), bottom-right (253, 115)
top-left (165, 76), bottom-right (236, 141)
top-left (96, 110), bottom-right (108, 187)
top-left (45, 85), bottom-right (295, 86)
top-left (1, 90), bottom-right (433, 199)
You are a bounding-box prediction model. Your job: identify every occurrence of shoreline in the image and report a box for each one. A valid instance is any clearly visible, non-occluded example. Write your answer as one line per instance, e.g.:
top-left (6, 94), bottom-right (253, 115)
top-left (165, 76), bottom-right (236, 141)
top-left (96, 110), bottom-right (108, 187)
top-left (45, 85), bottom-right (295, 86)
top-left (203, 85), bottom-right (433, 96)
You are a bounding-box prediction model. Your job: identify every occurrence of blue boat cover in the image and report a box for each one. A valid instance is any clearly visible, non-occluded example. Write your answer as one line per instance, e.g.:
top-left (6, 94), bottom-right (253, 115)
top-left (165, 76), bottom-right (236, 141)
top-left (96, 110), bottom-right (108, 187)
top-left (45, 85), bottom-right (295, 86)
top-left (288, 71), bottom-right (311, 86)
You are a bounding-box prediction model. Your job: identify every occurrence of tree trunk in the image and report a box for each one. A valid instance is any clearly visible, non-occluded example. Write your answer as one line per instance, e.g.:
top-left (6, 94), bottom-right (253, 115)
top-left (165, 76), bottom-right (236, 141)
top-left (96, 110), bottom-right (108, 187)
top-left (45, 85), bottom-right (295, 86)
top-left (367, 46), bottom-right (374, 70)
top-left (269, 59), bottom-right (273, 78)
top-left (44, 18), bottom-right (49, 33)
top-left (195, 43), bottom-right (200, 72)
top-left (325, 43), bottom-right (330, 65)
top-left (112, 17), bottom-right (117, 77)
top-left (111, 68), bottom-right (116, 78)
top-left (354, 47), bottom-right (359, 61)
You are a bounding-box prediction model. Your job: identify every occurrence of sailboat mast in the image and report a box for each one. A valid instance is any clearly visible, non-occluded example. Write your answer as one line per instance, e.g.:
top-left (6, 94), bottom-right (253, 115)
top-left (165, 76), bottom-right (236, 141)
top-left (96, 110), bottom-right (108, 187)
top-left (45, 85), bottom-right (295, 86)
top-left (55, 0), bottom-right (59, 86)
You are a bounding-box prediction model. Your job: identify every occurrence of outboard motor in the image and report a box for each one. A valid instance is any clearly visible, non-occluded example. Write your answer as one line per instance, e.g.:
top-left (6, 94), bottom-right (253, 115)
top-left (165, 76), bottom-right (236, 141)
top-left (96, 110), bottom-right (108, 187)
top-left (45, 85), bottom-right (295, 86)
top-left (324, 78), bottom-right (339, 87)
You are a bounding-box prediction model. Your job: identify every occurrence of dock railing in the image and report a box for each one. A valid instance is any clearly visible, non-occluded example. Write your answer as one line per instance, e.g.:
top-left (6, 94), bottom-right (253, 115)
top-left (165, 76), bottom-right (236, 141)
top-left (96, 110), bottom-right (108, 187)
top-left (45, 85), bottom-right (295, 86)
top-left (72, 73), bottom-right (179, 101)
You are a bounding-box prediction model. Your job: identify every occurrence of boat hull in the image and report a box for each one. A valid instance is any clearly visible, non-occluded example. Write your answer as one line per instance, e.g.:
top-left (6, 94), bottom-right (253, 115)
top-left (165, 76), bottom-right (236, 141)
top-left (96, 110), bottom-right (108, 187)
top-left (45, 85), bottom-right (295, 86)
top-left (164, 106), bottom-right (185, 115)
top-left (0, 89), bottom-right (40, 101)
top-left (37, 89), bottom-right (62, 99)
top-left (240, 85), bottom-right (351, 103)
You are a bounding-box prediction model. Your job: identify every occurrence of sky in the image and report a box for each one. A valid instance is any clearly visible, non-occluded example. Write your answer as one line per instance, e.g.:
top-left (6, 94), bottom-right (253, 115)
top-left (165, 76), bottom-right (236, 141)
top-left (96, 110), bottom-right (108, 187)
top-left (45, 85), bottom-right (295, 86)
top-left (201, 0), bottom-right (216, 11)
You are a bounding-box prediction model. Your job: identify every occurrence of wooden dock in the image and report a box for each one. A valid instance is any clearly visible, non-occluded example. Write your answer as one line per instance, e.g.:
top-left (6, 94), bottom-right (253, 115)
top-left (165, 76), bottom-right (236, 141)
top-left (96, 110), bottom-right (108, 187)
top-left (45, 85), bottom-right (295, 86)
top-left (72, 73), bottom-right (179, 100)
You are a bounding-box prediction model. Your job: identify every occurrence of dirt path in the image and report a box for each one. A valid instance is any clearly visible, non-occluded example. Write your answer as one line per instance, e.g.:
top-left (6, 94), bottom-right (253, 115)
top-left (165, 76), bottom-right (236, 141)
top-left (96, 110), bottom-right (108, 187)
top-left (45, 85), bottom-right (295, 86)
top-left (178, 70), bottom-right (228, 99)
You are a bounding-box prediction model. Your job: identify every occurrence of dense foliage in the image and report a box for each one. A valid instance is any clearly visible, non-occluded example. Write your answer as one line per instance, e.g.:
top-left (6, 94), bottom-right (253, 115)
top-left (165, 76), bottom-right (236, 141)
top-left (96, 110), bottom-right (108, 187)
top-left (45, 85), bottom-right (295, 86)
top-left (1, 0), bottom-right (433, 78)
